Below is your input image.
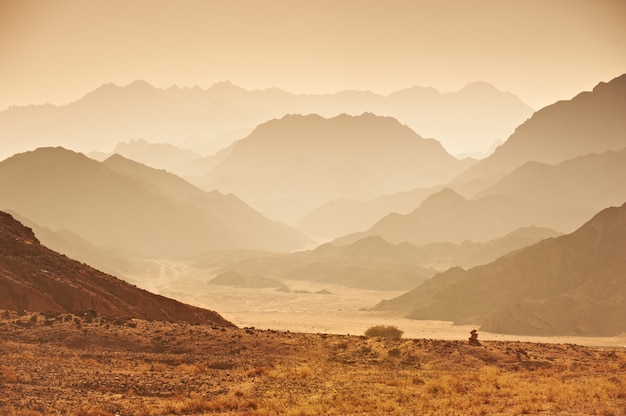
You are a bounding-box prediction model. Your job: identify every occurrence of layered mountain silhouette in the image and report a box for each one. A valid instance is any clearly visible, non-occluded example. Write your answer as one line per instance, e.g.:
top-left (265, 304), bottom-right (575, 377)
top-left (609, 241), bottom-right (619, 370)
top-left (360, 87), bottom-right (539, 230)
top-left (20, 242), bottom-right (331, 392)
top-left (191, 227), bottom-right (557, 291)
top-left (456, 73), bottom-right (626, 183)
top-left (198, 113), bottom-right (476, 223)
top-left (192, 236), bottom-right (435, 291)
top-left (91, 139), bottom-right (202, 172)
top-left (293, 186), bottom-right (445, 241)
top-left (0, 211), bottom-right (233, 326)
top-left (375, 202), bottom-right (626, 336)
top-left (0, 147), bottom-right (309, 257)
top-left (474, 148), bottom-right (626, 212)
top-left (0, 79), bottom-right (532, 160)
top-left (334, 188), bottom-right (572, 246)
top-left (334, 145), bottom-right (625, 247)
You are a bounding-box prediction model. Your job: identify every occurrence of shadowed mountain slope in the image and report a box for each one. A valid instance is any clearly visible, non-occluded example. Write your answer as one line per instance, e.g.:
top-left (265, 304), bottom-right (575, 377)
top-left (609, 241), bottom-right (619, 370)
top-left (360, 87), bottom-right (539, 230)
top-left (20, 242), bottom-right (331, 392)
top-left (0, 211), bottom-right (233, 326)
top-left (0, 148), bottom-right (309, 257)
top-left (200, 113), bottom-right (475, 223)
top-left (455, 73), bottom-right (626, 183)
top-left (375, 202), bottom-right (626, 336)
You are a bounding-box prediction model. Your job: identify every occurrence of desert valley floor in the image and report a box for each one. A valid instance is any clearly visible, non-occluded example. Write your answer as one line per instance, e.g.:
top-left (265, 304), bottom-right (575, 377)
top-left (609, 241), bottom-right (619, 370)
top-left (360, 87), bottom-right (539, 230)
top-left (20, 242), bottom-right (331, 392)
top-left (127, 260), bottom-right (626, 349)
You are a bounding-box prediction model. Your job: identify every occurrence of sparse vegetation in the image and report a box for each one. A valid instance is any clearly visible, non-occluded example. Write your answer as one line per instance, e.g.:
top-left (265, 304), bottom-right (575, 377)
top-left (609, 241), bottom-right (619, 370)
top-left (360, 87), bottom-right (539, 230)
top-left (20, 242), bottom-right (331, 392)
top-left (364, 324), bottom-right (404, 339)
top-left (1, 310), bottom-right (625, 415)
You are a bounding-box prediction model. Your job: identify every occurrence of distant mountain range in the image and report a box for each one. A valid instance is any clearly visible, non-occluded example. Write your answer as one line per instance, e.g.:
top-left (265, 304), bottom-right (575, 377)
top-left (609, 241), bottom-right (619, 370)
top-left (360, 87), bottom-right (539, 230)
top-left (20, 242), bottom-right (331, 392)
top-left (0, 147), bottom-right (309, 257)
top-left (456, 73), bottom-right (626, 184)
top-left (0, 210), bottom-right (233, 326)
top-left (197, 113), bottom-right (476, 223)
top-left (375, 202), bottom-right (626, 336)
top-left (0, 79), bottom-right (532, 160)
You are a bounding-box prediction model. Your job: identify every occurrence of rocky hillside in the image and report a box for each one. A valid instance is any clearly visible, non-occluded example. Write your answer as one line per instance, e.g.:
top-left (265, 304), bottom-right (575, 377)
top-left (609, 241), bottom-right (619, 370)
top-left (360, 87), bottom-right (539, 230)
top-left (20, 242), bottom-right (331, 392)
top-left (0, 210), bottom-right (233, 326)
top-left (375, 202), bottom-right (626, 336)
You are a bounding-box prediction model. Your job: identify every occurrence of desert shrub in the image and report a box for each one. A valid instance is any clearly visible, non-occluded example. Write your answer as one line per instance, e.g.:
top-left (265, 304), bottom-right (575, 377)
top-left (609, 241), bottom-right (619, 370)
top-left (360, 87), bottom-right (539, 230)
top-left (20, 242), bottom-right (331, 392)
top-left (364, 325), bottom-right (403, 339)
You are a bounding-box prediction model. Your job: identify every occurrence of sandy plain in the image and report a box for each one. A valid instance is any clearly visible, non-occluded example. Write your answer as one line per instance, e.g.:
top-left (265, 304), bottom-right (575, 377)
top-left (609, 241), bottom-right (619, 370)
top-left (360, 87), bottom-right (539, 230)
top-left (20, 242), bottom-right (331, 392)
top-left (126, 260), bottom-right (626, 349)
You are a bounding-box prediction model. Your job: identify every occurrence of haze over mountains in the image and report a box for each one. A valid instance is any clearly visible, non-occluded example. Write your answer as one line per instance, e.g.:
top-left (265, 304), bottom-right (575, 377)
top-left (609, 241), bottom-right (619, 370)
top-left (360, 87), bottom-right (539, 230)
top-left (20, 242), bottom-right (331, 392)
top-left (0, 80), bottom-right (532, 161)
top-left (456, 73), bottom-right (626, 183)
top-left (0, 73), bottom-right (624, 338)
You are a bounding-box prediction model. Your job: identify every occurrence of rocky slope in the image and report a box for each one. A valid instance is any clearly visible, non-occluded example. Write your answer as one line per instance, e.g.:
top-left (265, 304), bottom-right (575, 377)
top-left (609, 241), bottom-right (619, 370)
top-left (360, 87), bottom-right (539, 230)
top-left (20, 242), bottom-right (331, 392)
top-left (0, 210), bottom-right (233, 326)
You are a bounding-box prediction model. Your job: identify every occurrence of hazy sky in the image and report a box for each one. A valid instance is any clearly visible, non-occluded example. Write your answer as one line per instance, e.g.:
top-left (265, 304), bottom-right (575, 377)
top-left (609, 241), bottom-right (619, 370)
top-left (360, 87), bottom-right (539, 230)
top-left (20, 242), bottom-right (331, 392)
top-left (1, 0), bottom-right (625, 111)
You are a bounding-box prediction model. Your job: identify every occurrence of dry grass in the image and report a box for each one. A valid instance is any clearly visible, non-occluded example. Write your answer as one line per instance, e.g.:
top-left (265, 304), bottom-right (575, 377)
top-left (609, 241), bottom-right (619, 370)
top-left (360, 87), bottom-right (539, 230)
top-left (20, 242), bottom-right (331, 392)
top-left (0, 310), bottom-right (624, 415)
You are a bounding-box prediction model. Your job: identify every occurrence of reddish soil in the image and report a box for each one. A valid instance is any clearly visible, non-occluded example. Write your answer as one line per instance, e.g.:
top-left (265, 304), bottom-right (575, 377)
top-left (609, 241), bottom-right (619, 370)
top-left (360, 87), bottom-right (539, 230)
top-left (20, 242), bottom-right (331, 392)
top-left (1, 309), bottom-right (624, 415)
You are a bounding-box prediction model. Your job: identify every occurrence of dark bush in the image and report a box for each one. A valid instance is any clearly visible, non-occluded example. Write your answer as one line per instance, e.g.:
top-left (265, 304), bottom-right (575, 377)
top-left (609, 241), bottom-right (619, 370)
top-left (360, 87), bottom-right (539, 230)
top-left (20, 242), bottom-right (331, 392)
top-left (364, 325), bottom-right (403, 339)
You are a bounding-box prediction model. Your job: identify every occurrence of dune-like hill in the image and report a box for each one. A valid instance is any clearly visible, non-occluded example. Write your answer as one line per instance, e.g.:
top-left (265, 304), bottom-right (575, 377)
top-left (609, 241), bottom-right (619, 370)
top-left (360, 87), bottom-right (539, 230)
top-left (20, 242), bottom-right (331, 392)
top-left (0, 79), bottom-right (531, 161)
top-left (334, 188), bottom-right (571, 246)
top-left (0, 147), bottom-right (309, 257)
top-left (200, 113), bottom-right (475, 223)
top-left (455, 73), bottom-right (626, 183)
top-left (375, 202), bottom-right (626, 336)
top-left (0, 211), bottom-right (233, 326)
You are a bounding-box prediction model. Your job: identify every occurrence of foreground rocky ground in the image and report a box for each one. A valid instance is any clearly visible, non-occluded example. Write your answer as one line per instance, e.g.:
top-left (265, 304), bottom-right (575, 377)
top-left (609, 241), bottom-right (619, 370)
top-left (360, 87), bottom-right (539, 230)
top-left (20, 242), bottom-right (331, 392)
top-left (1, 310), bottom-right (624, 416)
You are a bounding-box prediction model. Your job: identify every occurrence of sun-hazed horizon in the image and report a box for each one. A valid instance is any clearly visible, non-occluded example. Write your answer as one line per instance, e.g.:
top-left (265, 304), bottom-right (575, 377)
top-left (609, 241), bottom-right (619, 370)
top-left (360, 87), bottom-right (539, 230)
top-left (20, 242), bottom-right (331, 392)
top-left (1, 0), bottom-right (625, 113)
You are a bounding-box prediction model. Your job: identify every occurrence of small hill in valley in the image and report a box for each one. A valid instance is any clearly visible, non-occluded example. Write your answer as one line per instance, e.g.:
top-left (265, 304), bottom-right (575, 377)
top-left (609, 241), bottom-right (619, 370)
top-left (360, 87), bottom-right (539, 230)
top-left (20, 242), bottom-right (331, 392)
top-left (375, 202), bottom-right (626, 336)
top-left (199, 113), bottom-right (475, 223)
top-left (455, 73), bottom-right (626, 184)
top-left (208, 270), bottom-right (284, 288)
top-left (0, 211), bottom-right (233, 326)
